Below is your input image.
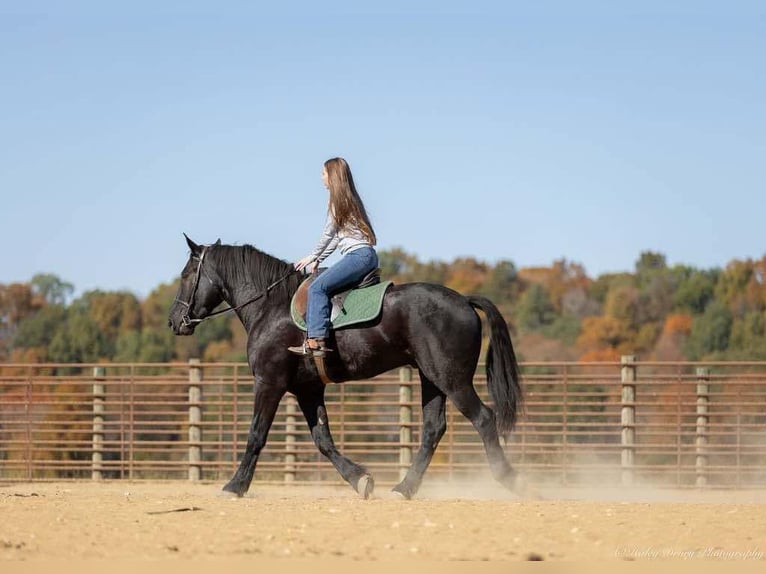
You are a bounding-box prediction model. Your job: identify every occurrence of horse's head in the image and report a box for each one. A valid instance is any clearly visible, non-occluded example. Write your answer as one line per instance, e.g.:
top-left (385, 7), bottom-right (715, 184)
top-left (168, 234), bottom-right (225, 335)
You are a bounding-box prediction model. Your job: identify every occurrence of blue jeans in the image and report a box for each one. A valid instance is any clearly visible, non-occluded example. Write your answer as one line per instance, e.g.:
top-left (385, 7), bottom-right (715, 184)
top-left (307, 246), bottom-right (378, 339)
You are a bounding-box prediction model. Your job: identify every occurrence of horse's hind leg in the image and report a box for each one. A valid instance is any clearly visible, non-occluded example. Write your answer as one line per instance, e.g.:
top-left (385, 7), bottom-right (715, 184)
top-left (392, 373), bottom-right (446, 500)
top-left (296, 388), bottom-right (374, 499)
top-left (448, 384), bottom-right (521, 493)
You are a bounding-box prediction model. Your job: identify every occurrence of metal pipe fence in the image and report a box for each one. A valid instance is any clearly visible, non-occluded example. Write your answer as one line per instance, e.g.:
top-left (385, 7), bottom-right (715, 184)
top-left (1, 359), bottom-right (765, 488)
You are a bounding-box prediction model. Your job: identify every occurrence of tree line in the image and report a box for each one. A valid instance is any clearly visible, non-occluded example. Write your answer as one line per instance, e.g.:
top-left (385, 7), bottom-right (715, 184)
top-left (1, 250), bottom-right (764, 365)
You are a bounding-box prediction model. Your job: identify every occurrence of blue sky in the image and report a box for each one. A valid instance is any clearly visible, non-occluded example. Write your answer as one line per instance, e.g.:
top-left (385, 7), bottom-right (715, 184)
top-left (1, 1), bottom-right (764, 298)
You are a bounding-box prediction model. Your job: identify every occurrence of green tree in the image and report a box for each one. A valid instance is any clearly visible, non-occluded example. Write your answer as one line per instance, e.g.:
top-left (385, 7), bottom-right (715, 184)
top-left (113, 331), bottom-right (142, 362)
top-left (728, 311), bottom-right (766, 359)
top-left (378, 248), bottom-right (418, 281)
top-left (638, 272), bottom-right (677, 324)
top-left (412, 259), bottom-right (449, 285)
top-left (30, 273), bottom-right (74, 305)
top-left (11, 305), bottom-right (68, 358)
top-left (138, 328), bottom-right (176, 362)
top-left (48, 309), bottom-right (110, 363)
top-left (635, 251), bottom-right (667, 280)
top-left (516, 284), bottom-right (556, 332)
top-left (588, 273), bottom-right (632, 306)
top-left (685, 301), bottom-right (733, 359)
top-left (542, 314), bottom-right (581, 346)
top-left (674, 268), bottom-right (718, 314)
top-left (479, 260), bottom-right (519, 303)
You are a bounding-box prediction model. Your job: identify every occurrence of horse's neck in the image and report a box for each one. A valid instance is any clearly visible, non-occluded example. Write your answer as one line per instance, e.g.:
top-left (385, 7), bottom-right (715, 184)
top-left (215, 250), bottom-right (295, 333)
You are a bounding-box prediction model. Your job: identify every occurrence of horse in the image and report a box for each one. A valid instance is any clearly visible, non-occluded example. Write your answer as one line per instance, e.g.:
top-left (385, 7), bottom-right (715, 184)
top-left (168, 234), bottom-right (526, 499)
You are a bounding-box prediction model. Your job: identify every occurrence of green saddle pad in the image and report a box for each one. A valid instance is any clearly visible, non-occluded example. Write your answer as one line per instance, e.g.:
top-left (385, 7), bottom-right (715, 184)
top-left (291, 280), bottom-right (393, 332)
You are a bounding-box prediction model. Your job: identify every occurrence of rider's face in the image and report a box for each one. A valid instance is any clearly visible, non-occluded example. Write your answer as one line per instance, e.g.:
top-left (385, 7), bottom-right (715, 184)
top-left (321, 166), bottom-right (329, 189)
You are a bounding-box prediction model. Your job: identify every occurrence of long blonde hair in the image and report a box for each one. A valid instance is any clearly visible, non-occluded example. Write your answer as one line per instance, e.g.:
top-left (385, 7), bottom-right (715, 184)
top-left (325, 157), bottom-right (377, 245)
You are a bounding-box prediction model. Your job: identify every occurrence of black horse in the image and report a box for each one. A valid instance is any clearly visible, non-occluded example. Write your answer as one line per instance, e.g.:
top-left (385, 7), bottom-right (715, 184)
top-left (168, 235), bottom-right (526, 499)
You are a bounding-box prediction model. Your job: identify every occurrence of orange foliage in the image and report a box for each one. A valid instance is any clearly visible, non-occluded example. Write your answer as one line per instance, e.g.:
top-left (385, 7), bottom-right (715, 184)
top-left (8, 347), bottom-right (47, 364)
top-left (518, 259), bottom-right (590, 313)
top-left (444, 258), bottom-right (488, 294)
top-left (517, 266), bottom-right (551, 285)
top-left (576, 316), bottom-right (628, 350)
top-left (517, 332), bottom-right (578, 362)
top-left (203, 340), bottom-right (235, 362)
top-left (662, 313), bottom-right (693, 336)
top-left (578, 348), bottom-right (620, 362)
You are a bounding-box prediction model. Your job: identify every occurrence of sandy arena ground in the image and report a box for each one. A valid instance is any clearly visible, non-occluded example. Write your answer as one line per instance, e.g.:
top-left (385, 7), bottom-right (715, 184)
top-left (1, 479), bottom-right (765, 563)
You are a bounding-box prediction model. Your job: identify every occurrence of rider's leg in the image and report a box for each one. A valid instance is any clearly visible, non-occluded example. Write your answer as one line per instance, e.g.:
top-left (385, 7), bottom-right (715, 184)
top-left (304, 246), bottom-right (378, 349)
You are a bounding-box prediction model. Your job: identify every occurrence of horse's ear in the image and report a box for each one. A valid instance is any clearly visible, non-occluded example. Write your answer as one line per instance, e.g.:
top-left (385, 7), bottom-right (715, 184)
top-left (214, 238), bottom-right (222, 246)
top-left (183, 233), bottom-right (202, 256)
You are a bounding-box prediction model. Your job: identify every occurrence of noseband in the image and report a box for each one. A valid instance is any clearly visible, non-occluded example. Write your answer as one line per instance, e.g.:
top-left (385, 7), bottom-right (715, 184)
top-left (174, 245), bottom-right (295, 327)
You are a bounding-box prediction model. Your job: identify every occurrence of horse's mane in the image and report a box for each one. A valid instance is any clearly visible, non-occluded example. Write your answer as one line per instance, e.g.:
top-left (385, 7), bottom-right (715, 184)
top-left (208, 243), bottom-right (300, 300)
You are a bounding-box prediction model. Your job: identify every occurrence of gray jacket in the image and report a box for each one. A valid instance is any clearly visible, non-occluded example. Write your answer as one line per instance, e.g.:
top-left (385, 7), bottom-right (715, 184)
top-left (309, 211), bottom-right (373, 263)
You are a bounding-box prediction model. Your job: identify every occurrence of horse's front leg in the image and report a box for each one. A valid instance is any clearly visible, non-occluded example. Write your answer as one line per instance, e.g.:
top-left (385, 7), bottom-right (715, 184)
top-left (296, 386), bottom-right (374, 499)
top-left (223, 380), bottom-right (284, 497)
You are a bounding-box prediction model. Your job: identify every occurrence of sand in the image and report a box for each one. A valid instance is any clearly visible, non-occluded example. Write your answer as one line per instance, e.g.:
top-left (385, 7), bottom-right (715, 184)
top-left (1, 480), bottom-right (765, 563)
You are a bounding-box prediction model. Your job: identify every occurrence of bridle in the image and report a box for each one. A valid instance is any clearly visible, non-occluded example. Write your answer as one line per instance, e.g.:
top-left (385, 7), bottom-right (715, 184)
top-left (174, 245), bottom-right (294, 327)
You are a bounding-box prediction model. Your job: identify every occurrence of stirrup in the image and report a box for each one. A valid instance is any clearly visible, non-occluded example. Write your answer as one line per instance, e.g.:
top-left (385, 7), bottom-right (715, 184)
top-left (287, 339), bottom-right (333, 357)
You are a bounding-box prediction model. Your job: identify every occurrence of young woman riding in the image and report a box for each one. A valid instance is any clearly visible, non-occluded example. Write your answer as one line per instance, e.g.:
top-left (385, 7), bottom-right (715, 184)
top-left (289, 157), bottom-right (378, 356)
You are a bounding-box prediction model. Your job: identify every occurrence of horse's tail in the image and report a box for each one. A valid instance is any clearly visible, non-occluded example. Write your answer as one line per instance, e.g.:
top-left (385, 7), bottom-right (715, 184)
top-left (466, 295), bottom-right (523, 436)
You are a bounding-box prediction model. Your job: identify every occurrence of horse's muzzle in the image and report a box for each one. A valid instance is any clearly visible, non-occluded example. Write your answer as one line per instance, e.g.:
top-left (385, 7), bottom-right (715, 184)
top-left (168, 314), bottom-right (195, 336)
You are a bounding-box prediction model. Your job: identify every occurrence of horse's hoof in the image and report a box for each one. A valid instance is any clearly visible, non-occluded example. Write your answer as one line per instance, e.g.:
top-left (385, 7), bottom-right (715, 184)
top-left (217, 489), bottom-right (241, 499)
top-left (356, 474), bottom-right (374, 499)
top-left (222, 483), bottom-right (246, 498)
top-left (391, 483), bottom-right (413, 500)
top-left (513, 475), bottom-right (542, 500)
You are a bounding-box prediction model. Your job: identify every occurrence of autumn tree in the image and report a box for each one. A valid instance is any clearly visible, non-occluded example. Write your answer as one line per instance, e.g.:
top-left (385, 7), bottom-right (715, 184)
top-left (0, 283), bottom-right (45, 359)
top-left (652, 313), bottom-right (693, 361)
top-left (82, 291), bottom-right (142, 343)
top-left (576, 316), bottom-right (630, 359)
top-left (3, 249), bottom-right (766, 364)
top-left (445, 257), bottom-right (487, 294)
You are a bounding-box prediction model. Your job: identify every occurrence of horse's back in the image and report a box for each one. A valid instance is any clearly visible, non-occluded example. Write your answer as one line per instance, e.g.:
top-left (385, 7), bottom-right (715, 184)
top-left (382, 281), bottom-right (483, 352)
top-left (326, 282), bottom-right (483, 381)
top-left (384, 282), bottom-right (481, 323)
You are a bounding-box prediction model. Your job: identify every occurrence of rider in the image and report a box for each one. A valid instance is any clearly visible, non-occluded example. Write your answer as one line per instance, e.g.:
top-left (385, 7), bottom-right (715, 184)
top-left (288, 157), bottom-right (378, 356)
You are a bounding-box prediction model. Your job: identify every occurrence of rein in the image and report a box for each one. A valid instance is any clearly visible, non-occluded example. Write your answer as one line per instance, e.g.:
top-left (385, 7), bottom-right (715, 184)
top-left (175, 246), bottom-right (295, 327)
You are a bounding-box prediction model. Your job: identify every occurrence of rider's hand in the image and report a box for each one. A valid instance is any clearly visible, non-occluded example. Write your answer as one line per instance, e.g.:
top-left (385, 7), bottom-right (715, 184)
top-left (294, 255), bottom-right (315, 272)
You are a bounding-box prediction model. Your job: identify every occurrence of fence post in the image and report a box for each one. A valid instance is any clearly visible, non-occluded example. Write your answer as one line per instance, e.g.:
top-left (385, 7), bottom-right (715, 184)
top-left (284, 394), bottom-right (297, 483)
top-left (620, 355), bottom-right (637, 486)
top-left (92, 366), bottom-right (106, 481)
top-left (695, 367), bottom-right (710, 488)
top-left (399, 367), bottom-right (413, 480)
top-left (188, 359), bottom-right (202, 481)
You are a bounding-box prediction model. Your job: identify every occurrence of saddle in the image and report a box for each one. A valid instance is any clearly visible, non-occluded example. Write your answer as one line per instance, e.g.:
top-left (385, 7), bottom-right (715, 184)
top-left (290, 268), bottom-right (393, 331)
